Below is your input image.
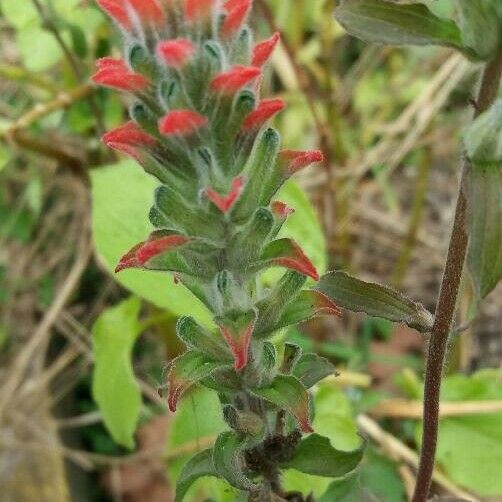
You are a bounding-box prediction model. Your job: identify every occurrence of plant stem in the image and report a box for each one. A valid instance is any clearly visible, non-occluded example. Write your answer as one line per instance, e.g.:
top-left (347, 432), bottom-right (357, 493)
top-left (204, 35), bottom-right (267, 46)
top-left (412, 53), bottom-right (502, 502)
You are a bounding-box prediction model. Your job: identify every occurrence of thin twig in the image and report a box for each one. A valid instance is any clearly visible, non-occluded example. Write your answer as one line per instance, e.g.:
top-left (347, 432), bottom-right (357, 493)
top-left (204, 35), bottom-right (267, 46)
top-left (413, 53), bottom-right (502, 502)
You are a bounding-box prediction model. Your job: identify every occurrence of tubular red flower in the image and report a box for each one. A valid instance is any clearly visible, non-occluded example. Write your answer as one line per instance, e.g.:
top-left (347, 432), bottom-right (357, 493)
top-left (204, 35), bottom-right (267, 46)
top-left (252, 32), bottom-right (280, 66)
top-left (96, 0), bottom-right (131, 30)
top-left (221, 0), bottom-right (252, 38)
top-left (210, 66), bottom-right (261, 94)
top-left (279, 149), bottom-right (324, 175)
top-left (204, 176), bottom-right (245, 213)
top-left (129, 0), bottom-right (165, 25)
top-left (184, 0), bottom-right (214, 21)
top-left (157, 39), bottom-right (196, 68)
top-left (92, 58), bottom-right (149, 92)
top-left (271, 201), bottom-right (295, 218)
top-left (102, 121), bottom-right (157, 160)
top-left (158, 110), bottom-right (208, 136)
top-left (242, 98), bottom-right (286, 131)
top-left (271, 240), bottom-right (319, 281)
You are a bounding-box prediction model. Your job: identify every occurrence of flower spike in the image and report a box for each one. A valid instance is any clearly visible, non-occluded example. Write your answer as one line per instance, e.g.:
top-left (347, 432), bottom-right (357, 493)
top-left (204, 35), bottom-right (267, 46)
top-left (92, 58), bottom-right (149, 92)
top-left (243, 99), bottom-right (286, 131)
top-left (204, 176), bottom-right (245, 213)
top-left (158, 110), bottom-right (208, 136)
top-left (280, 150), bottom-right (324, 175)
top-left (252, 32), bottom-right (281, 66)
top-left (210, 66), bottom-right (261, 94)
top-left (157, 39), bottom-right (196, 68)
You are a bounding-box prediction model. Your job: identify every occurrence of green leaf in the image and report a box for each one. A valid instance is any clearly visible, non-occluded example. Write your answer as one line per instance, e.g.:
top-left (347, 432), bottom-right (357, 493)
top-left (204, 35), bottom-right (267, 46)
top-left (175, 449), bottom-right (219, 502)
top-left (316, 271), bottom-right (433, 332)
top-left (213, 431), bottom-right (258, 491)
top-left (334, 0), bottom-right (468, 54)
top-left (18, 27), bottom-right (64, 72)
top-left (252, 375), bottom-right (312, 433)
top-left (91, 161), bottom-right (213, 327)
top-left (284, 433), bottom-right (363, 478)
top-left (319, 472), bottom-right (367, 502)
top-left (415, 370), bottom-right (502, 496)
top-left (465, 101), bottom-right (502, 299)
top-left (293, 353), bottom-right (336, 389)
top-left (91, 297), bottom-right (142, 449)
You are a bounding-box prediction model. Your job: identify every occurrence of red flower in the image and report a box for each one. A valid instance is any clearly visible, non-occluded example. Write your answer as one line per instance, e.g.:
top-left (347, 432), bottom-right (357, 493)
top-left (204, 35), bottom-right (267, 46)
top-left (204, 176), bottom-right (245, 213)
top-left (92, 58), bottom-right (149, 92)
top-left (184, 0), bottom-right (214, 21)
top-left (210, 66), bottom-right (261, 94)
top-left (271, 201), bottom-right (295, 218)
top-left (279, 149), bottom-right (324, 174)
top-left (252, 32), bottom-right (280, 66)
top-left (115, 233), bottom-right (191, 273)
top-left (264, 239), bottom-right (319, 281)
top-left (97, 0), bottom-right (165, 29)
top-left (158, 110), bottom-right (208, 136)
top-left (102, 121), bottom-right (157, 161)
top-left (157, 39), bottom-right (196, 68)
top-left (221, 0), bottom-right (252, 38)
top-left (242, 98), bottom-right (286, 131)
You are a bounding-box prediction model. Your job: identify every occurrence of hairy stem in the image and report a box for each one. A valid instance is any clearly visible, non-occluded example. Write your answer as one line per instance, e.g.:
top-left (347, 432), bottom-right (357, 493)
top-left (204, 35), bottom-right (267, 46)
top-left (412, 53), bottom-right (502, 502)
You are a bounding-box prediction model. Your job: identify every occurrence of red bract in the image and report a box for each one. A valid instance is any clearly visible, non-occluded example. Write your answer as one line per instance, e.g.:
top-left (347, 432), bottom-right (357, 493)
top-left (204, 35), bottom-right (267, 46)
top-left (273, 240), bottom-right (319, 281)
top-left (184, 0), bottom-right (214, 21)
top-left (158, 110), bottom-right (208, 136)
top-left (96, 0), bottom-right (131, 30)
top-left (210, 66), bottom-right (261, 94)
top-left (242, 99), bottom-right (286, 131)
top-left (129, 0), bottom-right (165, 25)
top-left (311, 291), bottom-right (343, 317)
top-left (271, 201), bottom-right (295, 218)
top-left (221, 0), bottom-right (251, 38)
top-left (279, 149), bottom-right (324, 174)
top-left (217, 316), bottom-right (257, 371)
top-left (204, 176), bottom-right (245, 213)
top-left (157, 39), bottom-right (196, 68)
top-left (102, 121), bottom-right (157, 160)
top-left (115, 234), bottom-right (191, 273)
top-left (252, 32), bottom-right (280, 66)
top-left (92, 58), bottom-right (149, 92)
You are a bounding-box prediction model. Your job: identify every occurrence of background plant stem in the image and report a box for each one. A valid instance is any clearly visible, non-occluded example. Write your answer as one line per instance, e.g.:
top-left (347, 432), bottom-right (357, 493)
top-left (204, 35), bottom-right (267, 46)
top-left (412, 53), bottom-right (502, 502)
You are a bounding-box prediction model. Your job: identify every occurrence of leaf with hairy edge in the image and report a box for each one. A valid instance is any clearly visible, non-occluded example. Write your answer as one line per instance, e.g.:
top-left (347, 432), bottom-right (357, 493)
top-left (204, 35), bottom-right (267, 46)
top-left (315, 271), bottom-right (433, 332)
top-left (293, 354), bottom-right (336, 389)
top-left (167, 351), bottom-right (222, 412)
top-left (213, 431), bottom-right (258, 492)
top-left (175, 449), bottom-right (219, 502)
top-left (465, 101), bottom-right (502, 299)
top-left (334, 0), bottom-right (471, 56)
top-left (252, 375), bottom-right (313, 433)
top-left (284, 433), bottom-right (364, 478)
top-left (92, 297), bottom-right (142, 449)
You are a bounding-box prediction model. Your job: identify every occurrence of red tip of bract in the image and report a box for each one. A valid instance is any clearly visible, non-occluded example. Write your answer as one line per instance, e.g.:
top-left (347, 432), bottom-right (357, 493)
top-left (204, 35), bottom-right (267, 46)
top-left (158, 110), bottom-right (208, 136)
top-left (102, 121), bottom-right (157, 160)
top-left (96, 0), bottom-right (131, 30)
top-left (252, 32), bottom-right (280, 66)
top-left (311, 291), bottom-right (343, 317)
top-left (185, 0), bottom-right (214, 21)
top-left (115, 234), bottom-right (190, 273)
top-left (92, 58), bottom-right (149, 92)
top-left (129, 0), bottom-right (165, 25)
top-left (210, 66), bottom-right (261, 94)
top-left (273, 241), bottom-right (319, 281)
top-left (204, 176), bottom-right (245, 213)
top-left (243, 99), bottom-right (286, 131)
top-left (157, 39), bottom-right (196, 68)
top-left (167, 371), bottom-right (188, 412)
top-left (280, 150), bottom-right (324, 175)
top-left (218, 317), bottom-right (256, 371)
top-left (271, 201), bottom-right (295, 218)
top-left (222, 0), bottom-right (252, 38)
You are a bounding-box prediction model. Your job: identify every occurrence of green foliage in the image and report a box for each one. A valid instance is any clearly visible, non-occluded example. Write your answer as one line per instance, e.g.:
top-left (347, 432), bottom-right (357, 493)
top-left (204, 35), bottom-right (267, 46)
top-left (334, 0), bottom-right (470, 55)
top-left (316, 271), bottom-right (433, 332)
top-left (175, 449), bottom-right (218, 502)
top-left (91, 297), bottom-right (142, 449)
top-left (464, 101), bottom-right (502, 298)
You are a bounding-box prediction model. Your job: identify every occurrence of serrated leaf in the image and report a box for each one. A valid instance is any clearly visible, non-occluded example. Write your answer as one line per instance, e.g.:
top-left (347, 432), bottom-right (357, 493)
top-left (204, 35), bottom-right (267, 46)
top-left (213, 431), bottom-right (258, 491)
top-left (293, 353), bottom-right (336, 389)
top-left (315, 271), bottom-right (433, 332)
top-left (175, 449), bottom-right (219, 502)
top-left (252, 375), bottom-right (313, 433)
top-left (334, 0), bottom-right (469, 55)
top-left (284, 433), bottom-right (363, 478)
top-left (92, 297), bottom-right (142, 449)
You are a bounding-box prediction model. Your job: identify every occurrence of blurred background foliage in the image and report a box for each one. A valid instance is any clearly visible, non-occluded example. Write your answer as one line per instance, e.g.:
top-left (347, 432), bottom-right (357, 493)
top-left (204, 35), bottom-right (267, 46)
top-left (0, 0), bottom-right (501, 501)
